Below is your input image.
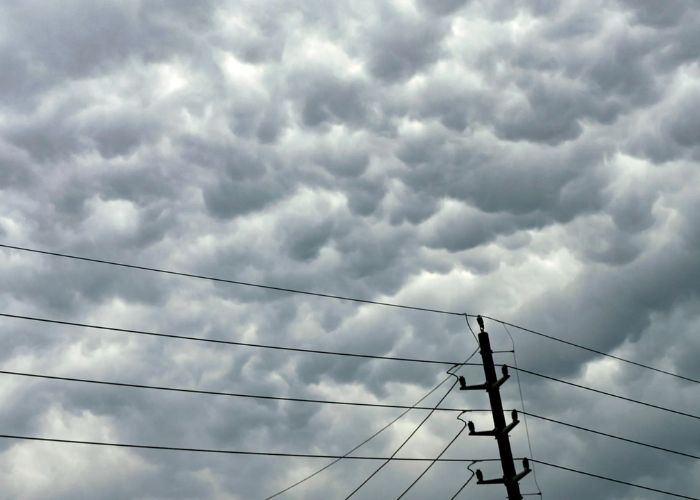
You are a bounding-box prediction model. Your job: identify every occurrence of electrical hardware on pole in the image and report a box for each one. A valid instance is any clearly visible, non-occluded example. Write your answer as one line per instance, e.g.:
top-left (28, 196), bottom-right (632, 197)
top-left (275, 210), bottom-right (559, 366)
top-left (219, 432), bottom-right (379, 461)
top-left (460, 315), bottom-right (530, 500)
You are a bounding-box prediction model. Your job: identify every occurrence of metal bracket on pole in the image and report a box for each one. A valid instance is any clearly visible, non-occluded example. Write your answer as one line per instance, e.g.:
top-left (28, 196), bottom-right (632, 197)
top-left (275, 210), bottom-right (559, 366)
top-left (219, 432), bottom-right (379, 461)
top-left (458, 366), bottom-right (509, 392)
top-left (491, 364), bottom-right (510, 390)
top-left (467, 410), bottom-right (520, 437)
top-left (458, 375), bottom-right (486, 391)
top-left (475, 458), bottom-right (531, 486)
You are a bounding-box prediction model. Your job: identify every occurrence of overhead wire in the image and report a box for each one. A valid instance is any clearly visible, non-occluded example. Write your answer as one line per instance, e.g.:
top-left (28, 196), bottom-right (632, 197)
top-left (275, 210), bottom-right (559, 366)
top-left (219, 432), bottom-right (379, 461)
top-left (264, 370), bottom-right (456, 499)
top-left (449, 460), bottom-right (477, 500)
top-left (396, 349), bottom-right (478, 498)
top-left (513, 366), bottom-right (700, 421)
top-left (0, 434), bottom-right (495, 462)
top-left (6, 427), bottom-right (696, 498)
top-left (483, 315), bottom-right (700, 385)
top-left (0, 368), bottom-right (485, 413)
top-left (4, 243), bottom-right (699, 497)
top-left (395, 410), bottom-right (470, 499)
top-left (502, 323), bottom-right (543, 497)
top-left (0, 244), bottom-right (467, 317)
top-left (2, 325), bottom-right (698, 491)
top-left (12, 312), bottom-right (695, 421)
top-left (344, 379), bottom-right (457, 499)
top-left (4, 361), bottom-right (699, 437)
top-left (464, 314), bottom-right (478, 344)
top-left (3, 243), bottom-right (698, 385)
top-left (266, 345), bottom-right (475, 498)
top-left (4, 362), bottom-right (700, 461)
top-left (2, 315), bottom-right (492, 498)
top-left (0, 312), bottom-right (474, 367)
top-left (522, 411), bottom-right (700, 461)
top-left (343, 357), bottom-right (474, 499)
top-left (445, 316), bottom-right (480, 500)
top-left (532, 459), bottom-right (700, 500)
top-left (9, 365), bottom-right (697, 463)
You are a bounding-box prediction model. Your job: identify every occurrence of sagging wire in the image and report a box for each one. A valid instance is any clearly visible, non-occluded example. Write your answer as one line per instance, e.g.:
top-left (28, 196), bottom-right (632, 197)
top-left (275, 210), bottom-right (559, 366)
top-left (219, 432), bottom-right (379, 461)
top-left (264, 374), bottom-right (455, 499)
top-left (266, 315), bottom-right (482, 498)
top-left (464, 314), bottom-right (479, 344)
top-left (343, 382), bottom-right (459, 498)
top-left (394, 410), bottom-right (470, 499)
top-left (393, 350), bottom-right (481, 499)
top-left (345, 348), bottom-right (480, 499)
top-left (265, 355), bottom-right (476, 498)
top-left (502, 323), bottom-right (543, 497)
top-left (446, 314), bottom-right (484, 499)
top-left (449, 460), bottom-right (478, 499)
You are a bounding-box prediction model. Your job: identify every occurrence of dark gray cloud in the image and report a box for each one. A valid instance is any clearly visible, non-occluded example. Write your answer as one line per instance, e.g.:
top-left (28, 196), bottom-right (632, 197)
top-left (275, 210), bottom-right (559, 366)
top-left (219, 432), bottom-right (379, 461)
top-left (417, 0), bottom-right (471, 16)
top-left (290, 66), bottom-right (374, 129)
top-left (1, 0), bottom-right (699, 499)
top-left (364, 9), bottom-right (448, 83)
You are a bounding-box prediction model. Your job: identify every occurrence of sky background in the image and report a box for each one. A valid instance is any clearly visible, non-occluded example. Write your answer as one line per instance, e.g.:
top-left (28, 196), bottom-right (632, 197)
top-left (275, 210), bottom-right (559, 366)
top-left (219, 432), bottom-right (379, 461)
top-left (1, 0), bottom-right (699, 498)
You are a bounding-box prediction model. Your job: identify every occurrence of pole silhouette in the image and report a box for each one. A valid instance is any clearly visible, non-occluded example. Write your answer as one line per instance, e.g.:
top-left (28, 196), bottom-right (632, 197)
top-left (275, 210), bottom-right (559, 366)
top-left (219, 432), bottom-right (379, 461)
top-left (460, 316), bottom-right (530, 499)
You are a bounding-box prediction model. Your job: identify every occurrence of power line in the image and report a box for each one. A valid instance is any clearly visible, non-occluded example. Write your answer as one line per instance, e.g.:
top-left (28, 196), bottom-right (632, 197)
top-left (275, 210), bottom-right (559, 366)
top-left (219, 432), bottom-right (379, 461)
top-left (265, 345), bottom-right (480, 499)
top-left (345, 378), bottom-right (460, 498)
top-left (394, 348), bottom-right (480, 499)
top-left (9, 313), bottom-right (697, 421)
top-left (0, 244), bottom-right (467, 317)
top-left (522, 412), bottom-right (700, 461)
top-left (532, 459), bottom-right (700, 500)
top-left (502, 324), bottom-right (543, 497)
top-left (5, 242), bottom-right (697, 494)
top-left (6, 363), bottom-right (700, 447)
top-left (0, 312), bottom-right (473, 367)
top-left (4, 369), bottom-right (698, 465)
top-left (4, 314), bottom-right (698, 461)
top-left (484, 315), bottom-right (700, 385)
top-left (396, 411), bottom-right (468, 499)
top-left (513, 366), bottom-right (700, 421)
top-left (0, 368), bottom-right (482, 412)
top-left (0, 434), bottom-right (495, 462)
top-left (449, 461), bottom-right (477, 499)
top-left (265, 372), bottom-right (455, 499)
top-left (464, 315), bottom-right (478, 344)
top-left (13, 433), bottom-right (692, 499)
top-left (5, 243), bottom-right (697, 386)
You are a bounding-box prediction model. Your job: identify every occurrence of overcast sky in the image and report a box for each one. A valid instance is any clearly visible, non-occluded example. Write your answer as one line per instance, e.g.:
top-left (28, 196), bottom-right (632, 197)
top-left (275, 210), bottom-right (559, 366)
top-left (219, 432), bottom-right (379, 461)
top-left (1, 0), bottom-right (699, 498)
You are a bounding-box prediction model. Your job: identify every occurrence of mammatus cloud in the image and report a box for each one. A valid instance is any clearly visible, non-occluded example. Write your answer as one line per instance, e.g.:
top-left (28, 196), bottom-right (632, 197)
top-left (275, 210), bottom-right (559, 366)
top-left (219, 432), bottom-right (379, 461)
top-left (1, 0), bottom-right (699, 498)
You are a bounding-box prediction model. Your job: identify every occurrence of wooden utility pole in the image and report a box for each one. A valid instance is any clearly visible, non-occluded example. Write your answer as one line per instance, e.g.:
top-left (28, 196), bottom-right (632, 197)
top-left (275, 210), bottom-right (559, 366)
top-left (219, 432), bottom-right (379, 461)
top-left (459, 315), bottom-right (530, 500)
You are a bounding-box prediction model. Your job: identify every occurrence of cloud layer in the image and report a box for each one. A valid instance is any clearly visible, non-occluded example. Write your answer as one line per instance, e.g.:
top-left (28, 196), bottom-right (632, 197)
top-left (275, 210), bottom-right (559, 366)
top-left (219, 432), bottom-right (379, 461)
top-left (1, 0), bottom-right (699, 498)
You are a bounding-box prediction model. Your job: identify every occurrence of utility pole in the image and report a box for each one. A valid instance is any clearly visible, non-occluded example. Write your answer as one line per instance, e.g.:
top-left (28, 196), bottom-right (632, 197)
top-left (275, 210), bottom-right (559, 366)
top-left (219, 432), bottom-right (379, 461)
top-left (459, 315), bottom-right (530, 500)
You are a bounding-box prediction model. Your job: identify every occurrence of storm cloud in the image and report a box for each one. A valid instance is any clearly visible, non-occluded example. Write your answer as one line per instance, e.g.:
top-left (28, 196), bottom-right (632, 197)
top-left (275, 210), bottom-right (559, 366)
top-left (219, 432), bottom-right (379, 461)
top-left (1, 0), bottom-right (699, 498)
